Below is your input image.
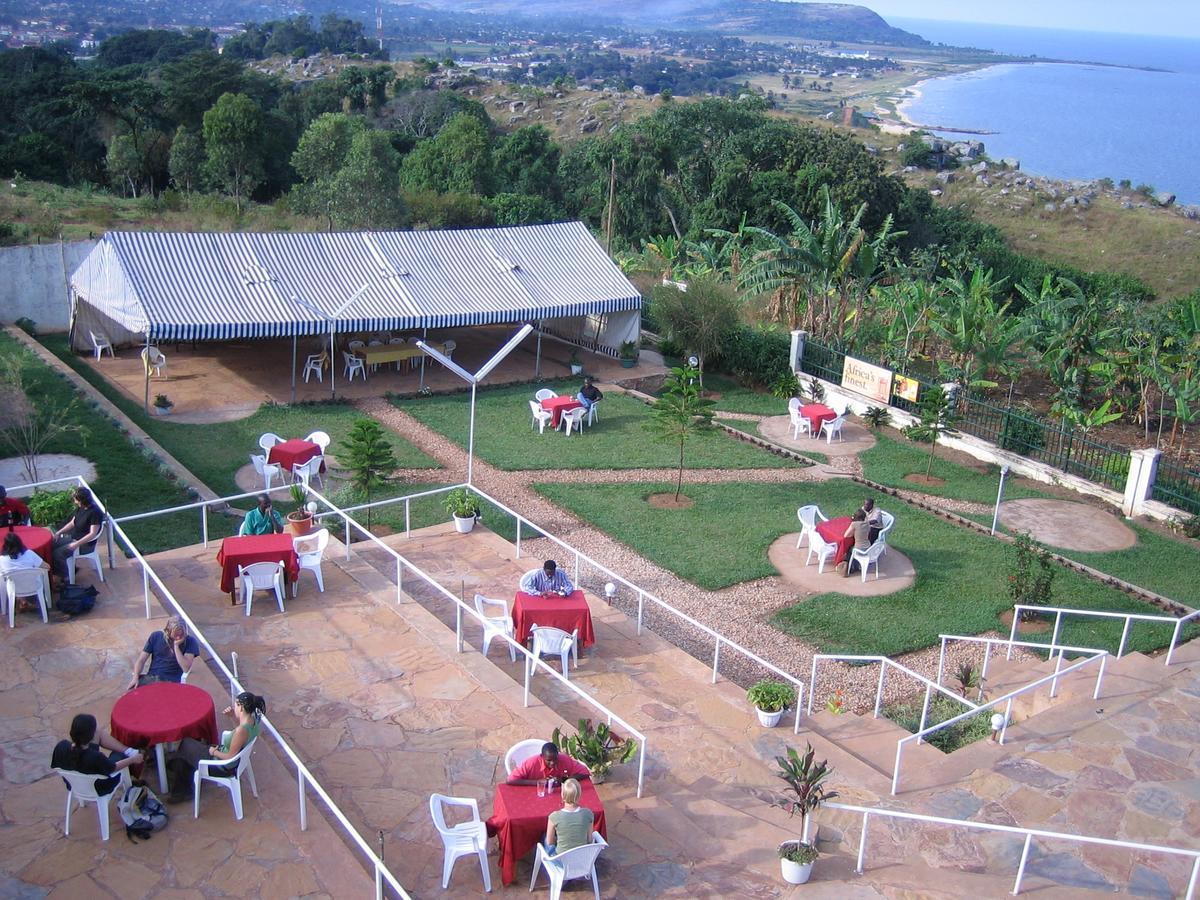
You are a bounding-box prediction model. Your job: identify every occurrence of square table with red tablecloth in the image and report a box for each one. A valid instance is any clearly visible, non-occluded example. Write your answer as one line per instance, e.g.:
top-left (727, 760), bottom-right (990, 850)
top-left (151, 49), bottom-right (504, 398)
top-left (512, 590), bottom-right (596, 648)
top-left (541, 396), bottom-right (583, 429)
top-left (800, 403), bottom-right (837, 436)
top-left (9, 525), bottom-right (54, 566)
top-left (487, 781), bottom-right (607, 885)
top-left (816, 515), bottom-right (855, 568)
top-left (110, 681), bottom-right (218, 794)
top-left (217, 534), bottom-right (299, 597)
top-left (267, 439), bottom-right (326, 475)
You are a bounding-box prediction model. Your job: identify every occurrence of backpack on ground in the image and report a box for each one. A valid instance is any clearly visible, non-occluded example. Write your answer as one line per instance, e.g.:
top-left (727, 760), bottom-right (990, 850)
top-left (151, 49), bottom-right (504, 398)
top-left (118, 783), bottom-right (168, 842)
top-left (57, 583), bottom-right (98, 616)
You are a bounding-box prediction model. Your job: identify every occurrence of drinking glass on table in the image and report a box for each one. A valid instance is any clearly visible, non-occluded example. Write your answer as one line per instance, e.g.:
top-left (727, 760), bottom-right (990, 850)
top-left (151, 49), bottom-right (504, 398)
top-left (537, 778), bottom-right (547, 798)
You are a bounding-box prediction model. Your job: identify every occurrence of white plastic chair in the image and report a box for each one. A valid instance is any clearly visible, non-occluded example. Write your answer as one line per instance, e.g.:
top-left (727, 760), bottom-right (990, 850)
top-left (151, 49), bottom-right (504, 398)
top-left (258, 432), bottom-right (284, 453)
top-left (794, 505), bottom-right (829, 549)
top-left (343, 351), bottom-right (366, 382)
top-left (535, 388), bottom-right (557, 403)
top-left (429, 794), bottom-right (491, 891)
top-left (292, 455), bottom-right (324, 490)
top-left (585, 400), bottom-right (600, 427)
top-left (530, 625), bottom-right (578, 680)
top-left (302, 353), bottom-right (325, 383)
top-left (530, 832), bottom-right (608, 900)
top-left (347, 340), bottom-right (365, 352)
top-left (249, 453), bottom-right (282, 492)
top-left (503, 739), bottom-right (544, 776)
top-left (805, 530), bottom-right (837, 574)
top-left (787, 397), bottom-right (801, 414)
top-left (877, 510), bottom-right (895, 554)
top-left (193, 735), bottom-right (258, 821)
top-left (530, 400), bottom-right (553, 434)
top-left (238, 562), bottom-right (286, 617)
top-left (66, 522), bottom-right (106, 584)
top-left (4, 568), bottom-right (50, 628)
top-left (561, 407), bottom-right (586, 437)
top-left (474, 593), bottom-right (516, 662)
top-left (518, 568), bottom-right (541, 593)
top-left (821, 414), bottom-right (847, 444)
top-left (293, 529), bottom-right (328, 597)
top-left (89, 331), bottom-right (114, 360)
top-left (54, 767), bottom-right (130, 841)
top-left (141, 346), bottom-right (167, 378)
top-left (790, 409), bottom-right (812, 440)
top-left (388, 337), bottom-right (409, 371)
top-left (305, 431), bottom-right (332, 454)
top-left (365, 339), bottom-right (384, 372)
top-left (850, 539), bottom-right (887, 582)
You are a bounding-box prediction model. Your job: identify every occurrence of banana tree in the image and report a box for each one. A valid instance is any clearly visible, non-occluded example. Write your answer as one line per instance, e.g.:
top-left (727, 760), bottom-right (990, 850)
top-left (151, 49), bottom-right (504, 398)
top-left (930, 267), bottom-right (1023, 398)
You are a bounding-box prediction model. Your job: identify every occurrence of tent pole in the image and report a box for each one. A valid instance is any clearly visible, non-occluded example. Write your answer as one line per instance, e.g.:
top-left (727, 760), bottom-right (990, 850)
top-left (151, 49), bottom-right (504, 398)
top-left (290, 332), bottom-right (297, 405)
top-left (329, 324), bottom-right (336, 400)
top-left (467, 381), bottom-right (477, 485)
top-left (143, 331), bottom-right (151, 414)
top-left (419, 327), bottom-right (428, 392)
top-left (535, 321), bottom-right (542, 379)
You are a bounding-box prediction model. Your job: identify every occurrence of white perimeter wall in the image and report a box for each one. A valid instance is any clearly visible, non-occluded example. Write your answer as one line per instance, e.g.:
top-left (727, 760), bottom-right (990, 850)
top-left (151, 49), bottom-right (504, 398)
top-left (0, 240), bottom-right (96, 332)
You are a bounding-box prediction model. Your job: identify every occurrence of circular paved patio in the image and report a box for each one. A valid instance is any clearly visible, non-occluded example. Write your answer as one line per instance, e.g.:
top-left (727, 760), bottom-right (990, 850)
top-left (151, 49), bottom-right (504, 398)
top-left (768, 533), bottom-right (915, 596)
top-left (998, 498), bottom-right (1137, 552)
top-left (759, 415), bottom-right (877, 457)
top-left (0, 454), bottom-right (97, 493)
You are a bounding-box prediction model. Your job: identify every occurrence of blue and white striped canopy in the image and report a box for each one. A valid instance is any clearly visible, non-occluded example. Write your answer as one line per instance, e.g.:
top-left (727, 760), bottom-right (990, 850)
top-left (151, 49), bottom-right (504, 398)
top-left (69, 222), bottom-right (641, 342)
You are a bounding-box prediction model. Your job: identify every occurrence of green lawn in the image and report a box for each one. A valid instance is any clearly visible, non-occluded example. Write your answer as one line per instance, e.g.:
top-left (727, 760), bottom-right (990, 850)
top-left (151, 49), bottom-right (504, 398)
top-left (693, 373), bottom-right (788, 416)
top-left (41, 335), bottom-right (440, 497)
top-left (860, 429), bottom-right (1053, 505)
top-left (392, 380), bottom-right (798, 471)
top-left (1, 333), bottom-right (229, 553)
top-left (716, 418), bottom-right (828, 463)
top-left (533, 478), bottom-right (1193, 657)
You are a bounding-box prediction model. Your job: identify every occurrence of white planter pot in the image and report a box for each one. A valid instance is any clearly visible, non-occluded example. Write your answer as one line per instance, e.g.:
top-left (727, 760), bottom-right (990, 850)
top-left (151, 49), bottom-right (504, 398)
top-left (780, 856), bottom-right (813, 885)
top-left (153, 406), bottom-right (172, 416)
top-left (756, 706), bottom-right (785, 728)
top-left (570, 364), bottom-right (583, 375)
top-left (452, 514), bottom-right (477, 534)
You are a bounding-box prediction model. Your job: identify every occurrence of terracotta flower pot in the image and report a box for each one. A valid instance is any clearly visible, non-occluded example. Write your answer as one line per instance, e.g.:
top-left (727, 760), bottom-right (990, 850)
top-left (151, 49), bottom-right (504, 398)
top-left (286, 512), bottom-right (313, 537)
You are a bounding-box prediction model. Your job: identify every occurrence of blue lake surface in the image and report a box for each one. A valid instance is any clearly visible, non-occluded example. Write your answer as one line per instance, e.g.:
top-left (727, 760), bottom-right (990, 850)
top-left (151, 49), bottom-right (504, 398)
top-left (890, 18), bottom-right (1200, 203)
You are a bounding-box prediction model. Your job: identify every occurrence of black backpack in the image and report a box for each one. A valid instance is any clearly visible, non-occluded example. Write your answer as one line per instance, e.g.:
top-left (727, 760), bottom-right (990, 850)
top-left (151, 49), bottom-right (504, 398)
top-left (57, 583), bottom-right (98, 616)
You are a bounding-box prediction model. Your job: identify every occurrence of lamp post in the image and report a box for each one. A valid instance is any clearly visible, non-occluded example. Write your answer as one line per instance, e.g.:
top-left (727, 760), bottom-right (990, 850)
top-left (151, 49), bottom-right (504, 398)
top-left (991, 464), bottom-right (1011, 535)
top-left (417, 324), bottom-right (533, 484)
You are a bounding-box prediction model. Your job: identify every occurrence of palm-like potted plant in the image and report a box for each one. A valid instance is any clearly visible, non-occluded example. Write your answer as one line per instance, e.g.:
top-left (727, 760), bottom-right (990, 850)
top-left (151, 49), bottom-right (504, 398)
top-left (152, 394), bottom-right (174, 416)
top-left (285, 482), bottom-right (314, 537)
top-left (747, 679), bottom-right (794, 728)
top-left (569, 349), bottom-right (583, 376)
top-left (770, 743), bottom-right (838, 885)
top-left (550, 718), bottom-right (638, 784)
top-left (619, 340), bottom-right (639, 368)
top-left (444, 488), bottom-right (481, 534)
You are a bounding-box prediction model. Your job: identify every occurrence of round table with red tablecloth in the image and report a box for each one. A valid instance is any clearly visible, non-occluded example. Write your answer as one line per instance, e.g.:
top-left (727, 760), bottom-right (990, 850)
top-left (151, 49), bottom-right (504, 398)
top-left (216, 533), bottom-right (299, 599)
top-left (267, 439), bottom-right (326, 476)
top-left (512, 590), bottom-right (596, 648)
top-left (800, 403), bottom-right (837, 436)
top-left (8, 525), bottom-right (53, 566)
top-left (110, 681), bottom-right (218, 793)
top-left (486, 781), bottom-right (607, 885)
top-left (816, 515), bottom-right (855, 571)
top-left (540, 396), bottom-right (583, 430)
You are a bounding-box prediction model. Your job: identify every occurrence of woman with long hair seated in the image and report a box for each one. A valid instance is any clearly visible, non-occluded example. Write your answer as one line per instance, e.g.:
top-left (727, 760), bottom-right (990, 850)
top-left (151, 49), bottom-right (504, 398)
top-left (0, 531), bottom-right (48, 613)
top-left (544, 778), bottom-right (594, 857)
top-left (50, 713), bottom-right (143, 795)
top-left (166, 691), bottom-right (265, 803)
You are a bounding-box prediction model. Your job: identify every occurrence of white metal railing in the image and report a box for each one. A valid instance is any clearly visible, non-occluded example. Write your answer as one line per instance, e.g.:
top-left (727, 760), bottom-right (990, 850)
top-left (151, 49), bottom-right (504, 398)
top-left (114, 482), bottom-right (295, 549)
top-left (26, 476), bottom-right (411, 899)
top-left (808, 654), bottom-right (978, 719)
top-left (936, 633), bottom-right (1110, 700)
top-left (808, 801), bottom-right (1200, 899)
top-left (1010, 603), bottom-right (1200, 667)
top-left (313, 482), bottom-right (466, 542)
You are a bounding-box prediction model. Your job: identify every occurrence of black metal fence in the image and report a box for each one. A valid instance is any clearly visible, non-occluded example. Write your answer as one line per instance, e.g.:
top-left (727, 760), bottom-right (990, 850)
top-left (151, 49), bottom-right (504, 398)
top-left (1151, 458), bottom-right (1200, 517)
top-left (799, 340), bottom-right (1135, 496)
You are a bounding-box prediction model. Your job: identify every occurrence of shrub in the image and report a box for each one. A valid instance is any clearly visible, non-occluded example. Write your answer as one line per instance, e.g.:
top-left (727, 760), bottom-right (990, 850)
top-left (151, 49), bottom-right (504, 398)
top-left (714, 325), bottom-right (791, 387)
top-left (1007, 531), bottom-right (1055, 620)
top-left (999, 408), bottom-right (1046, 454)
top-left (862, 406), bottom-right (891, 429)
top-left (14, 317), bottom-right (37, 336)
top-left (884, 695), bottom-right (992, 752)
top-left (770, 370), bottom-right (801, 399)
top-left (28, 489), bottom-right (74, 528)
top-left (747, 679), bottom-right (795, 712)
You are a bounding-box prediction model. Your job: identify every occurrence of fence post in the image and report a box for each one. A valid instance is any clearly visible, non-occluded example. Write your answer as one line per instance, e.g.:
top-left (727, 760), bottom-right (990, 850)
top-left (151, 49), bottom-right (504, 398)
top-left (395, 557), bottom-right (402, 604)
top-left (1012, 833), bottom-right (1033, 895)
top-left (515, 519), bottom-right (521, 559)
top-left (201, 504), bottom-right (209, 547)
top-left (1007, 610), bottom-right (1020, 660)
top-left (573, 551), bottom-right (580, 589)
top-left (344, 516), bottom-right (351, 561)
top-left (1093, 654), bottom-right (1107, 699)
top-left (404, 498), bottom-right (410, 538)
top-left (636, 590), bottom-right (644, 635)
top-left (1117, 618), bottom-right (1132, 658)
top-left (142, 565), bottom-right (151, 618)
top-left (636, 742), bottom-right (646, 799)
top-left (916, 683), bottom-right (933, 744)
top-left (855, 811), bottom-right (870, 873)
top-left (1122, 448), bottom-right (1161, 517)
top-left (935, 638), bottom-right (947, 686)
top-left (1050, 653), bottom-right (1064, 698)
top-left (873, 664), bottom-right (886, 718)
top-left (106, 517), bottom-right (115, 569)
top-left (790, 329), bottom-right (808, 374)
top-left (298, 769), bottom-right (308, 831)
top-left (523, 654), bottom-right (531, 707)
top-left (1050, 611), bottom-right (1063, 659)
top-left (711, 639), bottom-right (721, 684)
top-left (455, 603), bottom-right (463, 653)
top-left (1167, 618), bottom-right (1185, 667)
top-left (999, 698), bottom-right (1014, 744)
top-left (808, 658), bottom-right (819, 715)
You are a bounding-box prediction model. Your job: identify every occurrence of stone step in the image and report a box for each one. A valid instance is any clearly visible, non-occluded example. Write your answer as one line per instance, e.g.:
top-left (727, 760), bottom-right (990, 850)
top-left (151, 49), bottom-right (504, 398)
top-left (805, 709), bottom-right (945, 784)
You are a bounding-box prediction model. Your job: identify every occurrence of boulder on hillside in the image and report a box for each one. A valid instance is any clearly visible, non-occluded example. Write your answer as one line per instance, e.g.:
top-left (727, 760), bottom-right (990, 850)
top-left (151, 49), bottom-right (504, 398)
top-left (970, 161), bottom-right (989, 174)
top-left (1155, 191), bottom-right (1176, 207)
top-left (1001, 157), bottom-right (1021, 169)
top-left (936, 170), bottom-right (956, 184)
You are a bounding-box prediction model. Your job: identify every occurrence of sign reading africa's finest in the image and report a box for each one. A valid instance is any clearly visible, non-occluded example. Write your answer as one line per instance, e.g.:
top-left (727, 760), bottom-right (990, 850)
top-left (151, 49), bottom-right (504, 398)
top-left (841, 355), bottom-right (893, 403)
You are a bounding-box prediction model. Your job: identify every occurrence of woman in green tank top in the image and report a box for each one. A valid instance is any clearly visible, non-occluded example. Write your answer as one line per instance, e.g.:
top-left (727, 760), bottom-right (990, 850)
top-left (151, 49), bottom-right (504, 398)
top-left (166, 691), bottom-right (266, 802)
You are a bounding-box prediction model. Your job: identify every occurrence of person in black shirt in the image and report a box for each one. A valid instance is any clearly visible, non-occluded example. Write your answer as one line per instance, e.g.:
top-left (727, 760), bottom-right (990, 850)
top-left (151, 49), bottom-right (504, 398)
top-left (51, 487), bottom-right (104, 581)
top-left (50, 713), bottom-right (143, 796)
top-left (576, 377), bottom-right (603, 410)
top-left (0, 485), bottom-right (30, 527)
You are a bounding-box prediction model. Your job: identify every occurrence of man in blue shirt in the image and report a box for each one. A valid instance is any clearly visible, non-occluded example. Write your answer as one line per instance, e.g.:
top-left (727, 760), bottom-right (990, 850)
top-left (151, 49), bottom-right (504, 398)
top-left (126, 616), bottom-right (200, 689)
top-left (528, 560), bottom-right (574, 596)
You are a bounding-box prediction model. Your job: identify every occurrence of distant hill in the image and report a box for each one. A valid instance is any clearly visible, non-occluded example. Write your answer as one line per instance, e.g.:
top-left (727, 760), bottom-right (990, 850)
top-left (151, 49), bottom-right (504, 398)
top-left (417, 0), bottom-right (928, 46)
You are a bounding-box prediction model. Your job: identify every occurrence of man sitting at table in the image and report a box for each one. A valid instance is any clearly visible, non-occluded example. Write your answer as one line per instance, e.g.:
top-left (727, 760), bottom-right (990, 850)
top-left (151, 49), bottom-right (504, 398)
top-left (0, 485), bottom-right (30, 527)
top-left (126, 615), bottom-right (200, 690)
top-left (508, 742), bottom-right (590, 784)
top-left (527, 560), bottom-right (574, 597)
top-left (842, 510), bottom-right (873, 574)
top-left (50, 487), bottom-right (103, 581)
top-left (241, 494), bottom-right (283, 535)
top-left (575, 377), bottom-right (603, 410)
top-left (859, 497), bottom-right (884, 543)
top-left (544, 778), bottom-right (594, 857)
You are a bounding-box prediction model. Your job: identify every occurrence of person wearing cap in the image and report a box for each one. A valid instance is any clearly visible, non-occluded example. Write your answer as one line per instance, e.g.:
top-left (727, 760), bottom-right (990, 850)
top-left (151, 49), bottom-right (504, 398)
top-left (527, 559), bottom-right (574, 597)
top-left (575, 377), bottom-right (603, 411)
top-left (0, 485), bottom-right (30, 527)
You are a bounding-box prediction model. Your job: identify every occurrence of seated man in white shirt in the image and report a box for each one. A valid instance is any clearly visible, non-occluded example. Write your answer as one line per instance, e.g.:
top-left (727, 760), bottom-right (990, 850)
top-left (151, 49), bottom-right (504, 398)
top-left (527, 559), bottom-right (574, 596)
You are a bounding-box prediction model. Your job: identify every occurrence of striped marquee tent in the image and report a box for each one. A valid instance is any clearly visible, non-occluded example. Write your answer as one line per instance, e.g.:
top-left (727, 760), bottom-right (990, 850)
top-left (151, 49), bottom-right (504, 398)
top-left (68, 222), bottom-right (642, 359)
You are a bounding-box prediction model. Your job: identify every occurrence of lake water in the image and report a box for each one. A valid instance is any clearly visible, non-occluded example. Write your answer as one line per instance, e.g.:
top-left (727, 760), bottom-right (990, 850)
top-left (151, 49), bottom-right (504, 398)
top-left (890, 18), bottom-right (1200, 204)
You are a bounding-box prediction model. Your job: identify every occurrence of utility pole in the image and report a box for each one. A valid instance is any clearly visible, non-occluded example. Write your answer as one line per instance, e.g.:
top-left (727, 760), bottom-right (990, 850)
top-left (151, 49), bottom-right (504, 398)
top-left (605, 157), bottom-right (616, 253)
top-left (375, 3), bottom-right (384, 51)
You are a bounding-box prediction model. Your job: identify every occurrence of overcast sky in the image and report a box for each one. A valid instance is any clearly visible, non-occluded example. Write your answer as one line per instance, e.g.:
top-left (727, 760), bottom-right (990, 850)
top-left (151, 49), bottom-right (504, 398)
top-left (858, 0), bottom-right (1200, 38)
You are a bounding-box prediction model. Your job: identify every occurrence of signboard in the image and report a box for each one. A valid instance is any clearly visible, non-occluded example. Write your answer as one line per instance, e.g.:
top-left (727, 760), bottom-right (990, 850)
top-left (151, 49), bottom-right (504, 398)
top-left (841, 355), bottom-right (893, 403)
top-left (893, 375), bottom-right (919, 403)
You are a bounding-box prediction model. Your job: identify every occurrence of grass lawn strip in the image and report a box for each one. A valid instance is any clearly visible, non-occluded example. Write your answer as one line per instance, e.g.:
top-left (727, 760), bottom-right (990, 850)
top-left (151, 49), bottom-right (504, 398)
top-left (41, 335), bottom-right (439, 497)
top-left (534, 478), bottom-right (1192, 657)
top-left (716, 418), bottom-right (829, 464)
top-left (0, 333), bottom-right (222, 553)
top-left (329, 480), bottom-right (532, 545)
top-left (392, 380), bottom-right (798, 471)
top-left (690, 373), bottom-right (789, 417)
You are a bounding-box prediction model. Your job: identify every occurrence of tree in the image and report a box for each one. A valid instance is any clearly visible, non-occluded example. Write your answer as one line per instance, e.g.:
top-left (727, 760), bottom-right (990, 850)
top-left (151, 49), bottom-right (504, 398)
top-left (399, 112), bottom-right (494, 196)
top-left (492, 125), bottom-right (561, 201)
top-left (650, 277), bottom-right (740, 386)
top-left (330, 130), bottom-right (407, 228)
top-left (106, 134), bottom-right (142, 197)
top-left (340, 419), bottom-right (397, 530)
top-left (903, 384), bottom-right (960, 477)
top-left (930, 267), bottom-right (1022, 393)
top-left (647, 364), bottom-right (716, 501)
top-left (167, 125), bottom-right (204, 193)
top-left (290, 112), bottom-right (365, 226)
top-left (202, 92), bottom-right (264, 212)
top-left (0, 355), bottom-right (85, 484)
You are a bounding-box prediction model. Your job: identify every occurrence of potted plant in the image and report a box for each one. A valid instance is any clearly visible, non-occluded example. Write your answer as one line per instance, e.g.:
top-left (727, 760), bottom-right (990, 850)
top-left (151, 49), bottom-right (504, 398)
top-left (152, 394), bottom-right (174, 416)
top-left (747, 679), bottom-right (794, 728)
top-left (770, 743), bottom-right (838, 885)
top-left (619, 340), bottom-right (639, 369)
top-left (444, 487), bottom-right (481, 534)
top-left (568, 349), bottom-right (584, 376)
top-left (285, 482), bottom-right (314, 536)
top-left (550, 718), bottom-right (638, 784)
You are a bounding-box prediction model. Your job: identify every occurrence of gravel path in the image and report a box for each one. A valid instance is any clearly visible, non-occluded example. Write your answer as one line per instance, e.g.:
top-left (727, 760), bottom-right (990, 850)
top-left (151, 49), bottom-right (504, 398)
top-left (357, 397), bottom-right (1032, 714)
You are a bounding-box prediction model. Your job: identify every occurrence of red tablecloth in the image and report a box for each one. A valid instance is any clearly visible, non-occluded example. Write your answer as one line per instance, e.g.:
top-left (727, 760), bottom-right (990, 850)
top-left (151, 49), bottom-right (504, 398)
top-left (487, 781), bottom-right (607, 885)
top-left (816, 516), bottom-right (855, 566)
top-left (267, 438), bottom-right (325, 474)
top-left (110, 682), bottom-right (218, 748)
top-left (10, 525), bottom-right (53, 565)
top-left (541, 396), bottom-right (583, 429)
top-left (216, 534), bottom-right (299, 594)
top-left (512, 590), bottom-right (596, 648)
top-left (800, 404), bottom-right (837, 435)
